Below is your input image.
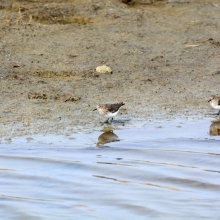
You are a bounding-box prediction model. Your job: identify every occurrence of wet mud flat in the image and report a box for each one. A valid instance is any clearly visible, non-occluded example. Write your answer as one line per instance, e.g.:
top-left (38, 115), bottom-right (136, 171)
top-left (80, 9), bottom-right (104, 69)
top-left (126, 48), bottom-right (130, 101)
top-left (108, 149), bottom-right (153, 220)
top-left (0, 119), bottom-right (220, 219)
top-left (0, 0), bottom-right (220, 137)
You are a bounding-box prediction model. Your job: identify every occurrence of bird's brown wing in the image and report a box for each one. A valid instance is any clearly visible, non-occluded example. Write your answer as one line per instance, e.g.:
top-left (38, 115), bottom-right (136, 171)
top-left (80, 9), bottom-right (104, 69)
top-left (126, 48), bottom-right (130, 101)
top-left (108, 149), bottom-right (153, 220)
top-left (106, 103), bottom-right (124, 113)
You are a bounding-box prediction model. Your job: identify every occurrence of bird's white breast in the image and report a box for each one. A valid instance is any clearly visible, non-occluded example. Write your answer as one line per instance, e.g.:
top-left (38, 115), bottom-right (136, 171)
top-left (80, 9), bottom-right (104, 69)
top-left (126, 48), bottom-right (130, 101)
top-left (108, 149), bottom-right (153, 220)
top-left (105, 110), bottom-right (119, 117)
top-left (210, 102), bottom-right (220, 110)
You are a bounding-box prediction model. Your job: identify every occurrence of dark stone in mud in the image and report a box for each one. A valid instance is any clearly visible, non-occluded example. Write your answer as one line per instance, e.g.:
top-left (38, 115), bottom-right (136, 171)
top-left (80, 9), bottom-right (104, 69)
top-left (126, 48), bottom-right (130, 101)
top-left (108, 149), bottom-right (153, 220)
top-left (12, 63), bottom-right (21, 68)
top-left (121, 0), bottom-right (160, 4)
top-left (121, 0), bottom-right (136, 4)
top-left (30, 4), bottom-right (92, 25)
top-left (28, 92), bottom-right (48, 100)
top-left (64, 96), bottom-right (81, 102)
top-left (28, 92), bottom-right (80, 102)
top-left (168, 0), bottom-right (190, 3)
top-left (82, 72), bottom-right (99, 78)
top-left (54, 94), bottom-right (81, 102)
top-left (32, 71), bottom-right (76, 78)
top-left (37, 80), bottom-right (47, 84)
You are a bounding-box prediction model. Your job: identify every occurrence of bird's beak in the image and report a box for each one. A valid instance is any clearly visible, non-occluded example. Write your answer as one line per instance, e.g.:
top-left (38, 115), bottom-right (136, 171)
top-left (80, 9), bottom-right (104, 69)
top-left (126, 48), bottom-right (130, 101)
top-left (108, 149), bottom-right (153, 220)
top-left (208, 99), bottom-right (211, 102)
top-left (93, 108), bottom-right (97, 111)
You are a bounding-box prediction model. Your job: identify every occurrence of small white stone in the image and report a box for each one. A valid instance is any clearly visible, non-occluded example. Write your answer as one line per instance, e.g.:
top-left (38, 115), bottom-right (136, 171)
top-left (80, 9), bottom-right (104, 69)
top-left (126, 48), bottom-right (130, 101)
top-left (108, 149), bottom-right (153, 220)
top-left (96, 65), bottom-right (112, 74)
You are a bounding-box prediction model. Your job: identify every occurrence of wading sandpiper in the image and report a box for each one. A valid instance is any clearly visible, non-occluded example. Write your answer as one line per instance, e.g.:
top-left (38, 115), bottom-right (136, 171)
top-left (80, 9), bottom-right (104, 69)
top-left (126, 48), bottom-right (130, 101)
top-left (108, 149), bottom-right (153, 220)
top-left (208, 95), bottom-right (220, 115)
top-left (93, 102), bottom-right (125, 123)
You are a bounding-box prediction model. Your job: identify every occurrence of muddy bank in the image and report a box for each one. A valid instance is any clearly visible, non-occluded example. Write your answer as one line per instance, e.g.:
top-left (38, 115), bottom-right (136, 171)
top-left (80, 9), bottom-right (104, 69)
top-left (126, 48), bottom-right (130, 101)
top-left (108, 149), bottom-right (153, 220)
top-left (0, 0), bottom-right (220, 137)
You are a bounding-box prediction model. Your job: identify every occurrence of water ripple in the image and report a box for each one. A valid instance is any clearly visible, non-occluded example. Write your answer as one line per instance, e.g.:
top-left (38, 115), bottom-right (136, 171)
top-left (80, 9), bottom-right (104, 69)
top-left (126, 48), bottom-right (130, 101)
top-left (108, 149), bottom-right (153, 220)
top-left (1, 120), bottom-right (220, 219)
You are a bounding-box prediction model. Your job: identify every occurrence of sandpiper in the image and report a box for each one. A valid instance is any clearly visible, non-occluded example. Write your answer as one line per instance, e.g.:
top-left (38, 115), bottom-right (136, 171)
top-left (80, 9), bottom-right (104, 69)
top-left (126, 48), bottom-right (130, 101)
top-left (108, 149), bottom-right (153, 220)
top-left (93, 102), bottom-right (125, 123)
top-left (208, 95), bottom-right (220, 115)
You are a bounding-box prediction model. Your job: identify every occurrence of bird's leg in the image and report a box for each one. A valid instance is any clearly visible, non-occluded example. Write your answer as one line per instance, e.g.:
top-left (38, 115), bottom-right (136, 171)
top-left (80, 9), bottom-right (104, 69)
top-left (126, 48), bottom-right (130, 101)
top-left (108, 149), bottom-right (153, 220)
top-left (104, 118), bottom-right (109, 123)
top-left (111, 117), bottom-right (114, 121)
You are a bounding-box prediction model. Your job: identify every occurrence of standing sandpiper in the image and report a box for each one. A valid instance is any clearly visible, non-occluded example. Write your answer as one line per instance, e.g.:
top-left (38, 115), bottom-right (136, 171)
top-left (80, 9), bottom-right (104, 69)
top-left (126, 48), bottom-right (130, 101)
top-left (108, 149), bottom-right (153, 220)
top-left (93, 102), bottom-right (125, 123)
top-left (208, 95), bottom-right (220, 115)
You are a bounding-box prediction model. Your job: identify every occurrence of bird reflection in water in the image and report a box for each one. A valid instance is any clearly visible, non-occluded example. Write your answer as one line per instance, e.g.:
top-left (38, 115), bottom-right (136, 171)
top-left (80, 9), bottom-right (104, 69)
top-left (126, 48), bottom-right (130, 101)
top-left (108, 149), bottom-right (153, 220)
top-left (209, 121), bottom-right (220, 136)
top-left (97, 130), bottom-right (120, 147)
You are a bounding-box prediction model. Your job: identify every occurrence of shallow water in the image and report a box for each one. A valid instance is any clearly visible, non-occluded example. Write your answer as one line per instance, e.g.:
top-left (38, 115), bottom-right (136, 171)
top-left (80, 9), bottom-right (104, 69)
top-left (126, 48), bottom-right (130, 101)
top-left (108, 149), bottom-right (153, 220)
top-left (1, 119), bottom-right (220, 219)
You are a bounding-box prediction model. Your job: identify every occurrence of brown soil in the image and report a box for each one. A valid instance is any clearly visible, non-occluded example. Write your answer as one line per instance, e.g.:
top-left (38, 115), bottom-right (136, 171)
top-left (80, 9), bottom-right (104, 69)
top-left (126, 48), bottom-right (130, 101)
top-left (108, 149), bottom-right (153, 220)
top-left (0, 0), bottom-right (220, 137)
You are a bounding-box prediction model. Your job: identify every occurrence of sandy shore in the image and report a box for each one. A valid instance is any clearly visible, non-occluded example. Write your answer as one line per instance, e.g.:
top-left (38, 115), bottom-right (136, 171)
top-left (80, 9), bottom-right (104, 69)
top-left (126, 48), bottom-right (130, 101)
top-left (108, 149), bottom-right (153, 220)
top-left (0, 0), bottom-right (220, 137)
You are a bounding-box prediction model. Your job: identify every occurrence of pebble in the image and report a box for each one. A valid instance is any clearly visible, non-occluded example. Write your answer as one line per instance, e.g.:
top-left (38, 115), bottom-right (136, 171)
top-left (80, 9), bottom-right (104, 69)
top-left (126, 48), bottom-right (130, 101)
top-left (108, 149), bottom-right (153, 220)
top-left (96, 65), bottom-right (112, 74)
